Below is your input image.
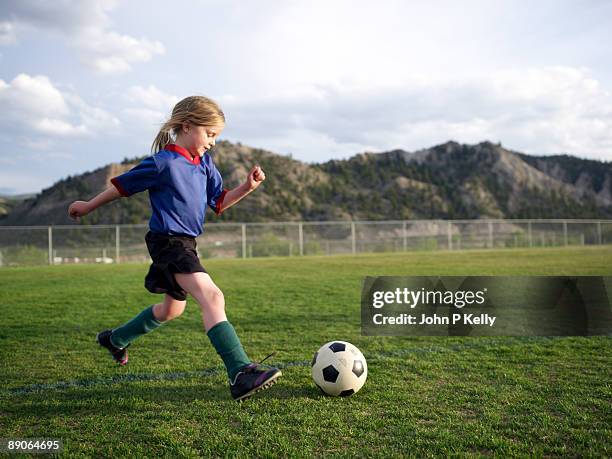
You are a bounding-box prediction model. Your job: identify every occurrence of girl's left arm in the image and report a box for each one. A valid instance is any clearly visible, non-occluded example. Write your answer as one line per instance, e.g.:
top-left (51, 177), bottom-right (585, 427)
top-left (218, 165), bottom-right (265, 213)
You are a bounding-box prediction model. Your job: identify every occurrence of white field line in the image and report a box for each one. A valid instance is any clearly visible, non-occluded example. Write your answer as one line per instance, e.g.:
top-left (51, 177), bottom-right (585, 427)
top-left (4, 337), bottom-right (561, 396)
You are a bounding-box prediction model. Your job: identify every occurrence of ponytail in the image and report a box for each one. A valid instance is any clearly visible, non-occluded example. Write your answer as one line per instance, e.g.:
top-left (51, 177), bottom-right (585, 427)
top-left (151, 96), bottom-right (225, 154)
top-left (151, 122), bottom-right (175, 154)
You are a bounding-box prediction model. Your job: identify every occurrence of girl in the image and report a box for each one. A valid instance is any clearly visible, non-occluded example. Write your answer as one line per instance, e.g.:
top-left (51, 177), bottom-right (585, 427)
top-left (68, 95), bottom-right (281, 401)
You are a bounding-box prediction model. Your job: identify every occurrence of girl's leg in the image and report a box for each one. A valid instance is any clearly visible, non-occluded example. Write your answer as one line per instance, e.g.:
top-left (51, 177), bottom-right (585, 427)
top-left (153, 294), bottom-right (187, 322)
top-left (110, 294), bottom-right (186, 348)
top-left (174, 272), bottom-right (281, 400)
top-left (173, 272), bottom-right (250, 379)
top-left (173, 272), bottom-right (227, 330)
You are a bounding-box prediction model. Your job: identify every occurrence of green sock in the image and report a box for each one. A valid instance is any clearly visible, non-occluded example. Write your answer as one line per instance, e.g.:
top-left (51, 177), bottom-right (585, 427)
top-left (207, 320), bottom-right (251, 381)
top-left (110, 305), bottom-right (163, 348)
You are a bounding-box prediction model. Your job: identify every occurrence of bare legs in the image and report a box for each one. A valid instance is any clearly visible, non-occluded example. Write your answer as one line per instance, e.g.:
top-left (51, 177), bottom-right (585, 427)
top-left (173, 272), bottom-right (250, 380)
top-left (152, 294), bottom-right (187, 322)
top-left (173, 272), bottom-right (227, 330)
top-left (147, 272), bottom-right (227, 330)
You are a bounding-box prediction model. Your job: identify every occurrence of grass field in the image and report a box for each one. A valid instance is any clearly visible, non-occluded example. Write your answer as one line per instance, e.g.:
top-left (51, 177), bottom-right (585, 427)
top-left (1, 246), bottom-right (611, 457)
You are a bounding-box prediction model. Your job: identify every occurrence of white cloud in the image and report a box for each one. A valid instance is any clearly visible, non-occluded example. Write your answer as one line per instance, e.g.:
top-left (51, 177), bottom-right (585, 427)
top-left (119, 85), bottom-right (179, 137)
top-left (21, 138), bottom-right (53, 150)
top-left (125, 85), bottom-right (178, 111)
top-left (0, 0), bottom-right (164, 74)
top-left (0, 0), bottom-right (116, 32)
top-left (35, 118), bottom-right (88, 136)
top-left (78, 28), bottom-right (165, 74)
top-left (0, 73), bottom-right (118, 141)
top-left (64, 92), bottom-right (121, 129)
top-left (0, 21), bottom-right (16, 45)
top-left (122, 108), bottom-right (166, 128)
top-left (1, 73), bottom-right (69, 117)
top-left (221, 66), bottom-right (612, 162)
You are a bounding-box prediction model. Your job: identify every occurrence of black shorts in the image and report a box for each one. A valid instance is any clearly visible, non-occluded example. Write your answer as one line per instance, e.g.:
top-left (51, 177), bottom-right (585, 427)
top-left (144, 231), bottom-right (207, 301)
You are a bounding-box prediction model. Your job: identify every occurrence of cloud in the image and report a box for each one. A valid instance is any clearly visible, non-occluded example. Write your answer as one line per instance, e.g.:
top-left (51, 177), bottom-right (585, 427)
top-left (0, 168), bottom-right (59, 195)
top-left (0, 20), bottom-right (16, 44)
top-left (64, 92), bottom-right (121, 130)
top-left (0, 0), bottom-right (164, 74)
top-left (220, 66), bottom-right (612, 162)
top-left (0, 73), bottom-right (119, 142)
top-left (77, 28), bottom-right (165, 74)
top-left (120, 85), bottom-right (179, 133)
top-left (125, 85), bottom-right (179, 111)
top-left (121, 108), bottom-right (167, 129)
top-left (34, 118), bottom-right (88, 136)
top-left (0, 73), bottom-right (69, 117)
top-left (0, 0), bottom-right (115, 32)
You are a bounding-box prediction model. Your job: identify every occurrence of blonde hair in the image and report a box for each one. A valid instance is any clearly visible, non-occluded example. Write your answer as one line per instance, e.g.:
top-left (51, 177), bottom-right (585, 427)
top-left (151, 95), bottom-right (225, 153)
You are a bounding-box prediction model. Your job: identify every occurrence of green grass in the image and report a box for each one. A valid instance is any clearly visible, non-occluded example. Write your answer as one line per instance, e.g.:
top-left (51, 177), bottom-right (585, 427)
top-left (1, 246), bottom-right (611, 457)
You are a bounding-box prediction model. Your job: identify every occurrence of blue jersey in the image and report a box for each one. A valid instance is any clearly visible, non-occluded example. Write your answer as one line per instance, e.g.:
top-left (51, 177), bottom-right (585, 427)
top-left (111, 144), bottom-right (227, 237)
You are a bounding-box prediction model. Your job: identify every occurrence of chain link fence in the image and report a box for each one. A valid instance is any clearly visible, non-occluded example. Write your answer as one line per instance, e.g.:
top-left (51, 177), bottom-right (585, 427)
top-left (0, 219), bottom-right (611, 267)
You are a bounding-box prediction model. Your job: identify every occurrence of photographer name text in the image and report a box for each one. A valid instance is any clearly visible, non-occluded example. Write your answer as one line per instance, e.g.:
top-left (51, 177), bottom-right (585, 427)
top-left (372, 313), bottom-right (496, 327)
top-left (370, 287), bottom-right (496, 327)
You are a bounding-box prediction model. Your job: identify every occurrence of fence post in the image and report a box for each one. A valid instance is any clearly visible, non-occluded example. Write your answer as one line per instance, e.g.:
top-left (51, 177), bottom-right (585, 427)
top-left (528, 220), bottom-right (532, 248)
top-left (351, 221), bottom-right (356, 255)
top-left (402, 221), bottom-right (407, 252)
top-left (597, 221), bottom-right (602, 245)
top-left (563, 221), bottom-right (568, 246)
top-left (241, 224), bottom-right (247, 259)
top-left (48, 226), bottom-right (53, 265)
top-left (298, 222), bottom-right (304, 256)
top-left (488, 221), bottom-right (493, 248)
top-left (115, 225), bottom-right (120, 264)
top-left (447, 221), bottom-right (453, 250)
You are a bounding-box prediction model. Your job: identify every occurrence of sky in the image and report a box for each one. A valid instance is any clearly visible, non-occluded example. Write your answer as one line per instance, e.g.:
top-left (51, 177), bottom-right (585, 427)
top-left (1, 0), bottom-right (611, 195)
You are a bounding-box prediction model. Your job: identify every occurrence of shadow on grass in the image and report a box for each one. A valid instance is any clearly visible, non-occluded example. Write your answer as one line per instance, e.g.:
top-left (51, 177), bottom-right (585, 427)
top-left (4, 381), bottom-right (324, 419)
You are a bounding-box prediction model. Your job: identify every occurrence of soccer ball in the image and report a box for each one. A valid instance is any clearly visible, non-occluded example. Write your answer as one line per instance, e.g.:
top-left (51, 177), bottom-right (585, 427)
top-left (311, 341), bottom-right (367, 396)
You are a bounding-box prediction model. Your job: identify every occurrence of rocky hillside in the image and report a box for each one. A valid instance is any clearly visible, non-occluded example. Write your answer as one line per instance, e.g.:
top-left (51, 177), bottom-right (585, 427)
top-left (517, 153), bottom-right (612, 205)
top-left (315, 141), bottom-right (611, 220)
top-left (1, 140), bottom-right (611, 226)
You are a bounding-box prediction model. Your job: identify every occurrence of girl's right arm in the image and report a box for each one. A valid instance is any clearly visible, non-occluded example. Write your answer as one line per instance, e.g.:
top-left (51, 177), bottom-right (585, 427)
top-left (68, 185), bottom-right (122, 220)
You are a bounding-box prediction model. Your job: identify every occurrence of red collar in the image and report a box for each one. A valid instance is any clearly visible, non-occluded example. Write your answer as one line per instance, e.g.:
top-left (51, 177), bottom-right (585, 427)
top-left (165, 144), bottom-right (201, 165)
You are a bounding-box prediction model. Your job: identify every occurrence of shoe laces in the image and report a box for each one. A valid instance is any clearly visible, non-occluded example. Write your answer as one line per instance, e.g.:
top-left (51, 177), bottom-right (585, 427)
top-left (230, 352), bottom-right (278, 386)
top-left (244, 352), bottom-right (277, 373)
top-left (258, 352), bottom-right (276, 365)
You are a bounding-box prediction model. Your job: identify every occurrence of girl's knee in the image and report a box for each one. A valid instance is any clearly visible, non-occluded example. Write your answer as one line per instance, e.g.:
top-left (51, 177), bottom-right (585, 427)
top-left (175, 272), bottom-right (225, 312)
top-left (154, 297), bottom-right (187, 322)
top-left (163, 307), bottom-right (185, 321)
top-left (200, 288), bottom-right (225, 312)
top-left (210, 288), bottom-right (225, 308)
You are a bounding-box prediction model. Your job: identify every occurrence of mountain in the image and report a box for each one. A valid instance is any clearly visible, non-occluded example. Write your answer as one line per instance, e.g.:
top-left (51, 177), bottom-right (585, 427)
top-left (1, 140), bottom-right (611, 226)
top-left (0, 193), bottom-right (36, 218)
top-left (315, 141), bottom-right (611, 220)
top-left (516, 153), bottom-right (612, 205)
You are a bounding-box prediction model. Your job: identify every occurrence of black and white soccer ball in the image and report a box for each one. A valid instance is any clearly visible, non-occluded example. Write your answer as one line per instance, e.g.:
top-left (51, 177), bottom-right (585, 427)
top-left (311, 341), bottom-right (367, 396)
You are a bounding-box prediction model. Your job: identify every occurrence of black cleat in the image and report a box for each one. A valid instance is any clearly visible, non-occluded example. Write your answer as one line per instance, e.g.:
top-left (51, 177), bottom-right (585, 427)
top-left (96, 329), bottom-right (129, 365)
top-left (230, 353), bottom-right (282, 402)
